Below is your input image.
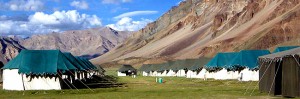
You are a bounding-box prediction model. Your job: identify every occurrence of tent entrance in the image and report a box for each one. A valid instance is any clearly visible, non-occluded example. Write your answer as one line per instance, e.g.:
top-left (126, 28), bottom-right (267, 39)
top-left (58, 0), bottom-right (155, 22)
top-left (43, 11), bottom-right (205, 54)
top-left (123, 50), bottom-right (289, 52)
top-left (274, 61), bottom-right (282, 95)
top-left (124, 71), bottom-right (134, 76)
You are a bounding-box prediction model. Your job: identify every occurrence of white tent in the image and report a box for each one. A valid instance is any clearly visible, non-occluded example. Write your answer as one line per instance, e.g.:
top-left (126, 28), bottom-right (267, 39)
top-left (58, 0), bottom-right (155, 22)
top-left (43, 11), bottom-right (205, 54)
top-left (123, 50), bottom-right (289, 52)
top-left (3, 69), bottom-right (23, 90)
top-left (2, 50), bottom-right (98, 90)
top-left (117, 72), bottom-right (127, 76)
top-left (196, 68), bottom-right (213, 79)
top-left (175, 69), bottom-right (186, 77)
top-left (239, 68), bottom-right (259, 81)
top-left (160, 70), bottom-right (167, 76)
top-left (142, 71), bottom-right (149, 76)
top-left (226, 71), bottom-right (240, 80)
top-left (151, 71), bottom-right (158, 76)
top-left (166, 70), bottom-right (176, 76)
top-left (117, 65), bottom-right (137, 77)
top-left (213, 68), bottom-right (228, 80)
top-left (186, 70), bottom-right (197, 78)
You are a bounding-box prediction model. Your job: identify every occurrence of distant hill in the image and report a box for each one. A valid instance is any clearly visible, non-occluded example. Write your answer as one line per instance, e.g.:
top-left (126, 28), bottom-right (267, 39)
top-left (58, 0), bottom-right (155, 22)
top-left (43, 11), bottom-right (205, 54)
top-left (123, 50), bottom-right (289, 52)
top-left (91, 0), bottom-right (300, 66)
top-left (20, 27), bottom-right (131, 59)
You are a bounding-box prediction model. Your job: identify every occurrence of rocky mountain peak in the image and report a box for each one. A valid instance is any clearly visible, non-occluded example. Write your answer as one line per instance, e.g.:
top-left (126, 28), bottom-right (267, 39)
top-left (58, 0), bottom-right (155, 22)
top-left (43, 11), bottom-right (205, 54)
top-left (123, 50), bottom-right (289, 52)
top-left (0, 37), bottom-right (24, 64)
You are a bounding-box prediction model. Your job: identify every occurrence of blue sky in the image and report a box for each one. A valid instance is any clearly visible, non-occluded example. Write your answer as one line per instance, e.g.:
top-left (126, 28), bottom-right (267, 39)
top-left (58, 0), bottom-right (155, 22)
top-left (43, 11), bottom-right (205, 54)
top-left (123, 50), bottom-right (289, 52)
top-left (0, 0), bottom-right (183, 36)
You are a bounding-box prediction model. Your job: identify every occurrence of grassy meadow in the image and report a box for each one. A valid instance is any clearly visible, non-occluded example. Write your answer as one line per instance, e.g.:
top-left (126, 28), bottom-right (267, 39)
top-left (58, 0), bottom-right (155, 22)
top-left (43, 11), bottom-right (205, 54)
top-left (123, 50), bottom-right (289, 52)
top-left (0, 68), bottom-right (276, 99)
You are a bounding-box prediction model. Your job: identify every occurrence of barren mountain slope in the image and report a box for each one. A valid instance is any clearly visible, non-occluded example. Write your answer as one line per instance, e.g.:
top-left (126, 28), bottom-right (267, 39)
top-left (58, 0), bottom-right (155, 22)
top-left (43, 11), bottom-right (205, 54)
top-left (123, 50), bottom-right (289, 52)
top-left (91, 0), bottom-right (300, 65)
top-left (0, 37), bottom-right (24, 64)
top-left (21, 27), bottom-right (131, 58)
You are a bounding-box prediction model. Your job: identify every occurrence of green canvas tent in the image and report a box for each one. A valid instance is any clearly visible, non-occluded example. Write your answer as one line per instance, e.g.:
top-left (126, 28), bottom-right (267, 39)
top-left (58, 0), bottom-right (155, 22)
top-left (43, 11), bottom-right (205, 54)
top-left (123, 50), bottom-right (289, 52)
top-left (2, 50), bottom-right (98, 90)
top-left (118, 65), bottom-right (136, 72)
top-left (3, 50), bottom-right (78, 75)
top-left (118, 65), bottom-right (137, 76)
top-left (259, 47), bottom-right (300, 97)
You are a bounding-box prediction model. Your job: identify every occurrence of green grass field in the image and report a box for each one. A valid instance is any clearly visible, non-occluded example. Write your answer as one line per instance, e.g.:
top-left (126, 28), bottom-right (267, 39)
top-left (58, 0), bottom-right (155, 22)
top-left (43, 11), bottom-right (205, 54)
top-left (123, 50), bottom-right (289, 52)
top-left (0, 68), bottom-right (275, 99)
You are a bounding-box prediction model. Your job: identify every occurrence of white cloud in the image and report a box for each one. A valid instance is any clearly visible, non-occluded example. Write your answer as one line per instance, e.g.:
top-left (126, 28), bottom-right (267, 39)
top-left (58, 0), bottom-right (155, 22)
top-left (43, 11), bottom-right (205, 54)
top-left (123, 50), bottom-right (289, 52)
top-left (101, 0), bottom-right (132, 4)
top-left (70, 1), bottom-right (89, 10)
top-left (0, 10), bottom-right (102, 36)
top-left (1, 0), bottom-right (44, 11)
top-left (114, 11), bottom-right (158, 19)
top-left (111, 7), bottom-right (129, 13)
top-left (107, 17), bottom-right (152, 31)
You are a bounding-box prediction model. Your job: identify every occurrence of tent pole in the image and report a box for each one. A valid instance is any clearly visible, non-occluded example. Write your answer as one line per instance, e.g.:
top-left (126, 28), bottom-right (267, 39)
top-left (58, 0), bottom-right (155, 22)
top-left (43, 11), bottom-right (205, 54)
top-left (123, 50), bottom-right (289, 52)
top-left (249, 61), bottom-right (272, 96)
top-left (292, 56), bottom-right (300, 68)
top-left (21, 74), bottom-right (26, 95)
top-left (58, 71), bottom-right (79, 91)
top-left (68, 71), bottom-right (94, 92)
top-left (267, 60), bottom-right (282, 96)
top-left (57, 71), bottom-right (75, 91)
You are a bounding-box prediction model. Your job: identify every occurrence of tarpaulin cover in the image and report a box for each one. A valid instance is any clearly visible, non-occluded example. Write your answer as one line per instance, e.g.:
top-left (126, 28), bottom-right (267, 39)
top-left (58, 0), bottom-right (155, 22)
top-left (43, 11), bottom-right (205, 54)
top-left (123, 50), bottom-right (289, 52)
top-left (63, 53), bottom-right (87, 71)
top-left (157, 63), bottom-right (169, 71)
top-left (184, 59), bottom-right (198, 70)
top-left (166, 61), bottom-right (176, 70)
top-left (3, 50), bottom-right (78, 75)
top-left (228, 50), bottom-right (270, 69)
top-left (139, 58), bottom-right (211, 72)
top-left (188, 57), bottom-right (211, 70)
top-left (76, 57), bottom-right (97, 70)
top-left (205, 52), bottom-right (238, 69)
top-left (150, 64), bottom-right (163, 71)
top-left (139, 64), bottom-right (150, 71)
top-left (273, 46), bottom-right (299, 53)
top-left (170, 60), bottom-right (186, 70)
top-left (259, 47), bottom-right (300, 62)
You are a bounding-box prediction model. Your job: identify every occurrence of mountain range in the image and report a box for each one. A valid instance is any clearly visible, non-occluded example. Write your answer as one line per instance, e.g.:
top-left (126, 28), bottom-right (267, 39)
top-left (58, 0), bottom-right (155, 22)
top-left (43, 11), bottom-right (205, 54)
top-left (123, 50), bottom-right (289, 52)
top-left (20, 27), bottom-right (131, 59)
top-left (1, 0), bottom-right (300, 68)
top-left (90, 0), bottom-right (300, 66)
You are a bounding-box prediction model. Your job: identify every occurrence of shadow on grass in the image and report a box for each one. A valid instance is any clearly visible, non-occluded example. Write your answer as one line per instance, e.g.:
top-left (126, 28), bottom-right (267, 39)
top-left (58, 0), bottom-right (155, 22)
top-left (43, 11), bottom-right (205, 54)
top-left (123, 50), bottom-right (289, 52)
top-left (62, 75), bottom-right (126, 89)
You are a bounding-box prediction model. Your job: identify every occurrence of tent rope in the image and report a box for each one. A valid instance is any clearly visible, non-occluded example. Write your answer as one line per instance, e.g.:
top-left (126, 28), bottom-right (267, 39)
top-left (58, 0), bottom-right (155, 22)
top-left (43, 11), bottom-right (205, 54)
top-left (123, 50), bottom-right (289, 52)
top-left (243, 62), bottom-right (265, 95)
top-left (267, 60), bottom-right (282, 96)
top-left (58, 71), bottom-right (79, 91)
top-left (249, 61), bottom-right (272, 96)
top-left (68, 71), bottom-right (94, 92)
top-left (292, 56), bottom-right (300, 68)
top-left (57, 71), bottom-right (75, 91)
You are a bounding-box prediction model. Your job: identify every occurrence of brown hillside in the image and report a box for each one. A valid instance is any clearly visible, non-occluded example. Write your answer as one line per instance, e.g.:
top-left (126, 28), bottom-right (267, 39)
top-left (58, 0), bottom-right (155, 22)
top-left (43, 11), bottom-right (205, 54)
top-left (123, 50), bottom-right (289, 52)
top-left (91, 0), bottom-right (300, 66)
